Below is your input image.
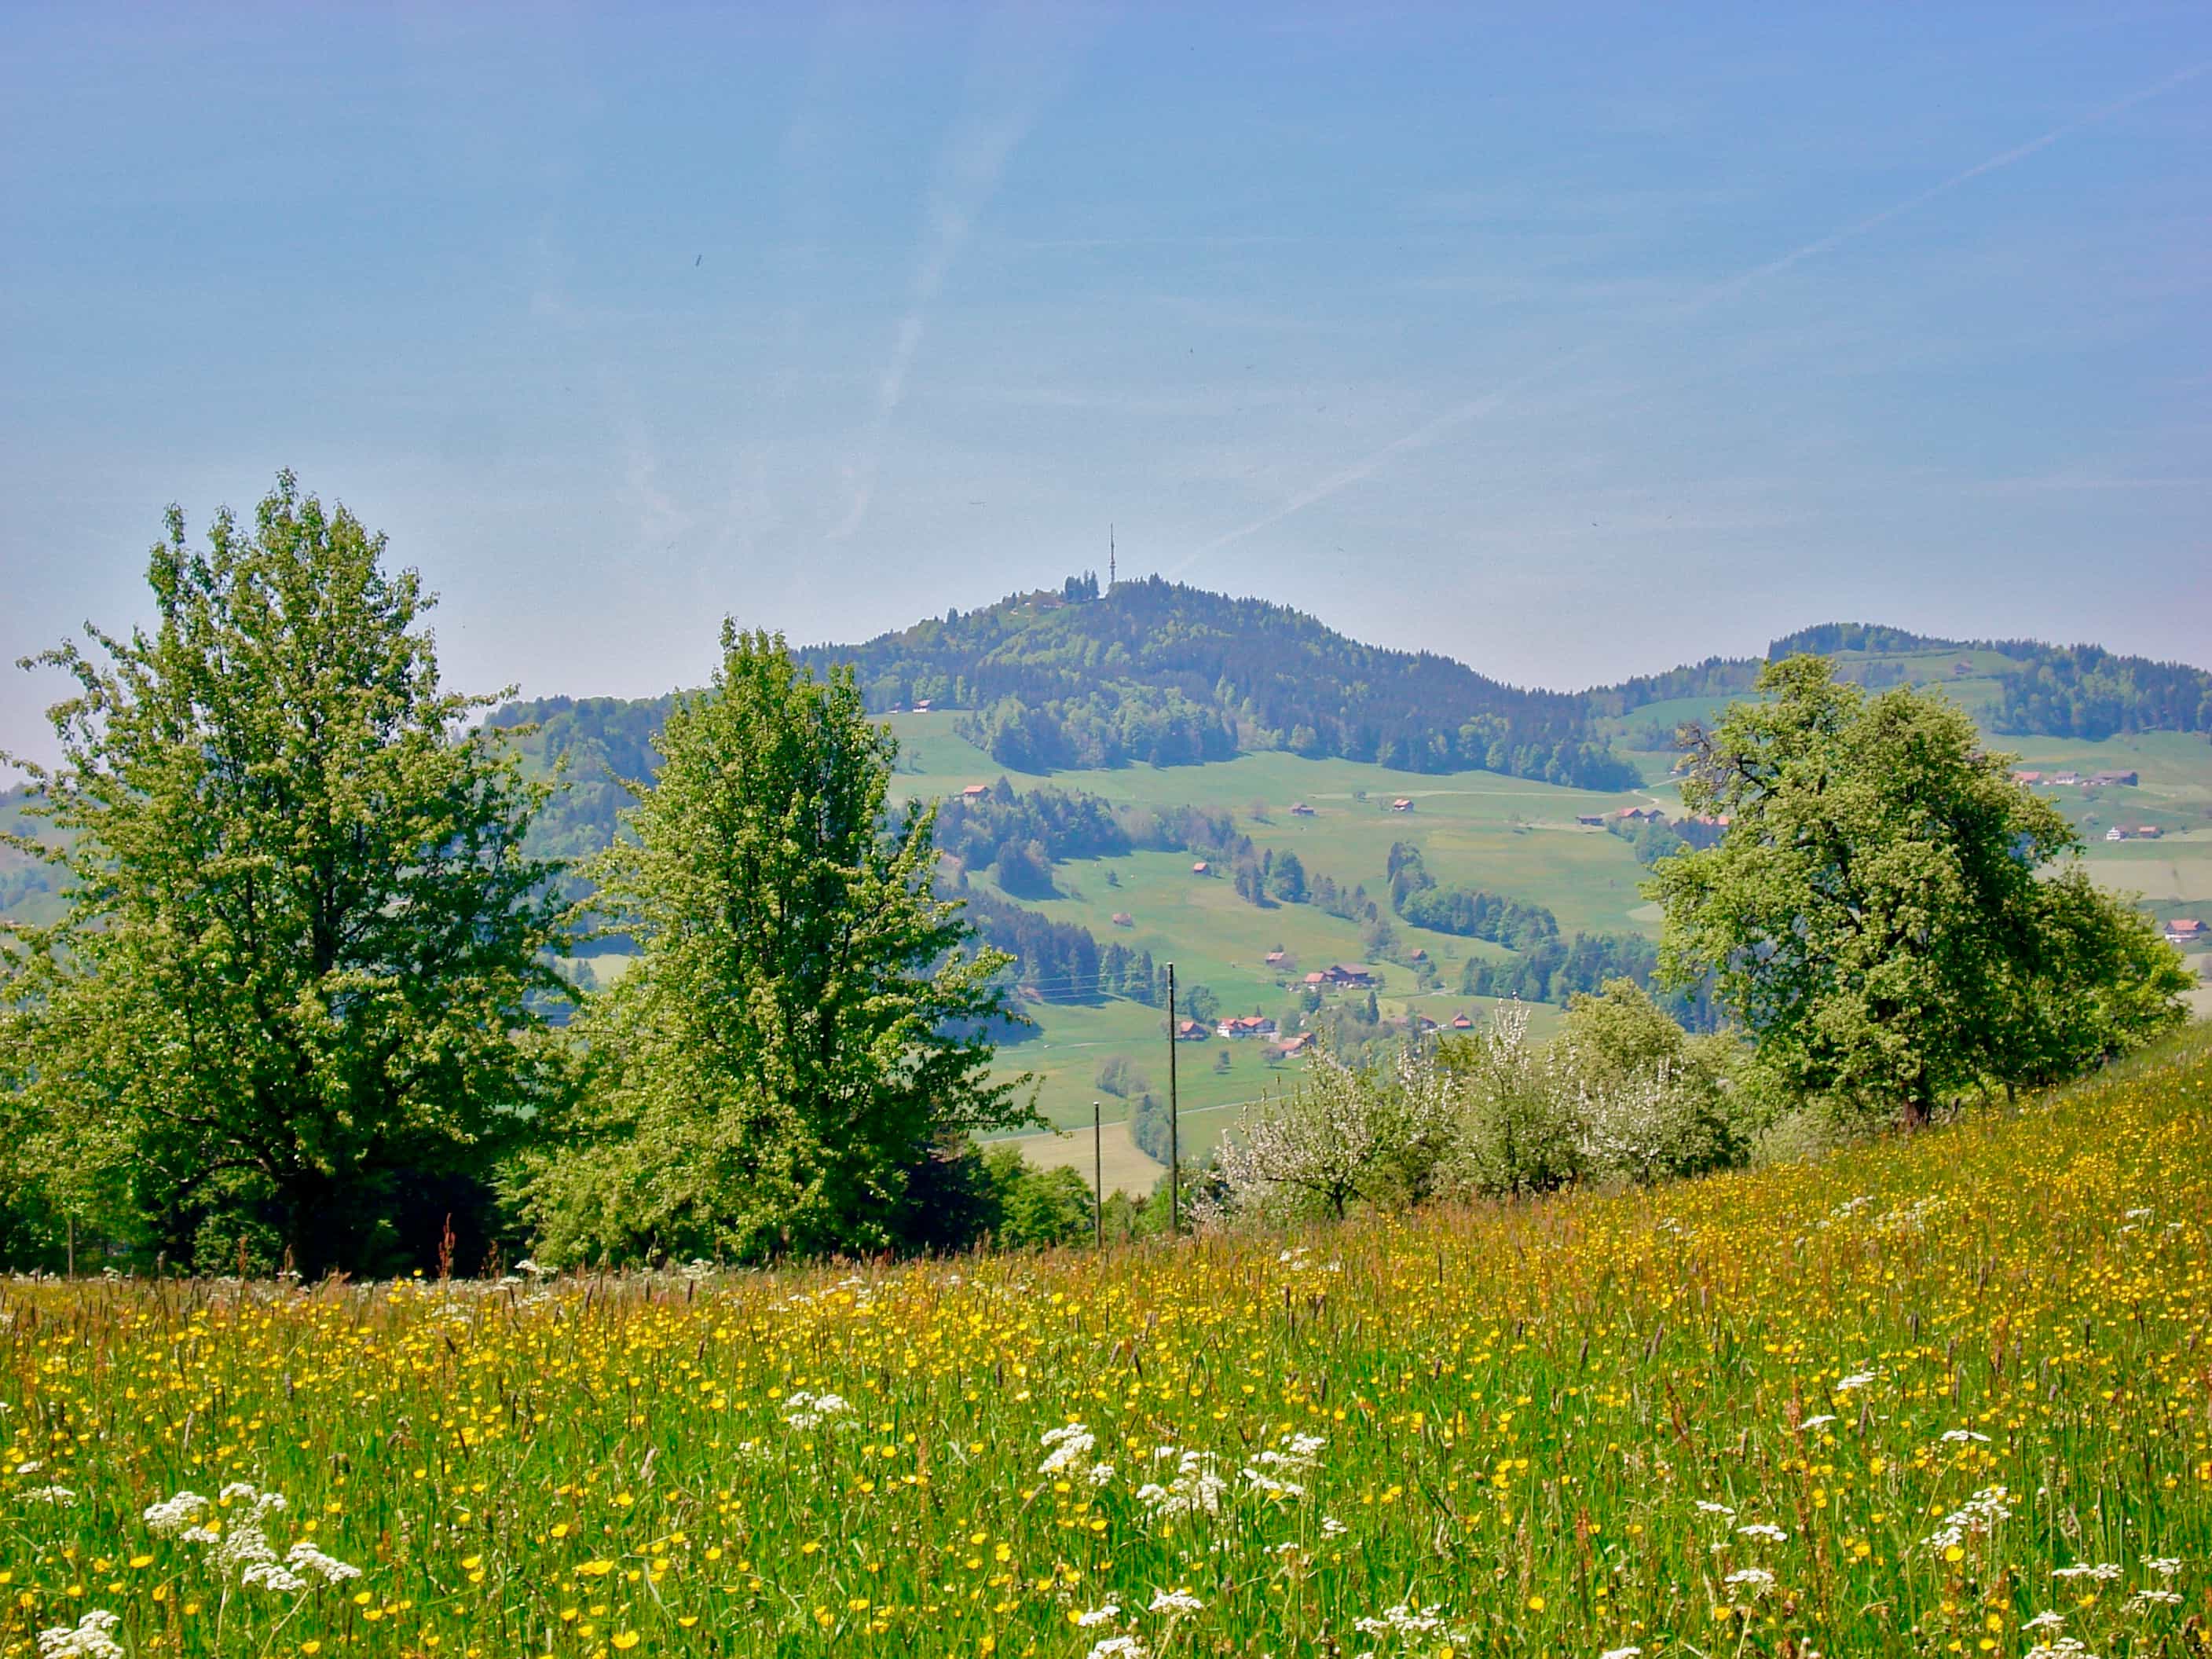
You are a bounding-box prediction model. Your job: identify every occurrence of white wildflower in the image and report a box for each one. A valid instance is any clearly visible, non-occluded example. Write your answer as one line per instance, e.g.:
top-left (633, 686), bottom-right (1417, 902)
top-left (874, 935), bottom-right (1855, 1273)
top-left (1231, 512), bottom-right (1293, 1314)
top-left (780, 1390), bottom-right (851, 1430)
top-left (36, 1611), bottom-right (123, 1659)
top-left (144, 1490), bottom-right (211, 1536)
top-left (1135, 1449), bottom-right (1225, 1520)
top-left (1723, 1566), bottom-right (1775, 1596)
top-left (285, 1541), bottom-right (362, 1584)
top-left (1086, 1639), bottom-right (1146, 1659)
top-left (1602, 1649), bottom-right (1644, 1659)
top-left (1148, 1588), bottom-right (1203, 1614)
top-left (2144, 1557), bottom-right (2181, 1577)
top-left (14, 1459), bottom-right (43, 1475)
top-left (241, 1562), bottom-right (308, 1593)
top-left (1940, 1428), bottom-right (1991, 1444)
top-left (1354, 1602), bottom-right (1445, 1638)
top-left (23, 1485), bottom-right (76, 1506)
top-left (1738, 1522), bottom-right (1789, 1543)
top-left (1320, 1514), bottom-right (1349, 1537)
top-left (1922, 1486), bottom-right (2013, 1554)
top-left (1039, 1423), bottom-right (1099, 1477)
top-left (2051, 1563), bottom-right (2122, 1582)
top-left (2024, 1613), bottom-right (2067, 1631)
top-left (2130, 1589), bottom-right (2183, 1608)
top-left (1833, 1372), bottom-right (1877, 1393)
top-left (2026, 1640), bottom-right (2101, 1659)
top-left (1798, 1415), bottom-right (1837, 1431)
top-left (1086, 1462), bottom-right (1116, 1487)
top-left (1695, 1500), bottom-right (1737, 1518)
top-left (1242, 1467), bottom-right (1307, 1499)
top-left (1075, 1604), bottom-right (1119, 1628)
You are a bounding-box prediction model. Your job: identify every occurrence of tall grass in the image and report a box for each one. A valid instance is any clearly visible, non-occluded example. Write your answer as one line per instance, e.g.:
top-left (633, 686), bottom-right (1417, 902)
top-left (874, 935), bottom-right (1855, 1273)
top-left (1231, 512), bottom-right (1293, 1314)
top-left (5, 1028), bottom-right (2210, 1657)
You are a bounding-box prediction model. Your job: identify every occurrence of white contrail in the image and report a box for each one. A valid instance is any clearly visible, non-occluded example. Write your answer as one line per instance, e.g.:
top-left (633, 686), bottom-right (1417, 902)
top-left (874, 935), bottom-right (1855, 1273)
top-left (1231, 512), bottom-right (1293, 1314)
top-left (1171, 59), bottom-right (2210, 573)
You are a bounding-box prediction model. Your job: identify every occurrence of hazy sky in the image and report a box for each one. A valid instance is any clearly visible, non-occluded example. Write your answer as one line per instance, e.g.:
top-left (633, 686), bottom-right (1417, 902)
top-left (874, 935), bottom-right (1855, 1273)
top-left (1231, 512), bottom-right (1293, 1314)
top-left (4, 3), bottom-right (2208, 767)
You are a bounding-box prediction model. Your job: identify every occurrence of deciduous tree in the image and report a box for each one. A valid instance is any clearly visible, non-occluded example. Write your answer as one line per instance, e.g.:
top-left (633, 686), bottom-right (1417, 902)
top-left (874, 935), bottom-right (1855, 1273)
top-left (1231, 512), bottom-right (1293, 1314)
top-left (0, 474), bottom-right (569, 1275)
top-left (1650, 656), bottom-right (2187, 1126)
top-left (515, 626), bottom-right (1030, 1263)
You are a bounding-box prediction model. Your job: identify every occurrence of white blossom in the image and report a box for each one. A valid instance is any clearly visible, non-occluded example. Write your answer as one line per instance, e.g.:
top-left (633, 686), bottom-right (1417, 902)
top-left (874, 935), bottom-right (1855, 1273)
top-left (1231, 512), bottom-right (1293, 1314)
top-left (1148, 1588), bottom-right (1203, 1614)
top-left (1723, 1566), bottom-right (1775, 1596)
top-left (1738, 1522), bottom-right (1789, 1543)
top-left (1075, 1604), bottom-right (1119, 1628)
top-left (780, 1390), bottom-right (851, 1430)
top-left (2051, 1563), bottom-right (2122, 1582)
top-left (1039, 1423), bottom-right (1099, 1477)
top-left (36, 1611), bottom-right (123, 1659)
top-left (1136, 1449), bottom-right (1226, 1520)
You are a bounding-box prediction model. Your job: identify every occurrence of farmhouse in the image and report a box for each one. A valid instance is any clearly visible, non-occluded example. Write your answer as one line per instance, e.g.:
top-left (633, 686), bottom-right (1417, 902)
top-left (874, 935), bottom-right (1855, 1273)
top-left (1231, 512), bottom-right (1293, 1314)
top-left (1263, 949), bottom-right (1289, 968)
top-left (2012, 771), bottom-right (2044, 786)
top-left (2090, 771), bottom-right (2140, 787)
top-left (1289, 802), bottom-right (1317, 816)
top-left (1389, 797), bottom-right (1415, 813)
top-left (1191, 860), bottom-right (1210, 875)
top-left (1303, 965), bottom-right (1377, 990)
top-left (1218, 1015), bottom-right (1277, 1040)
top-left (913, 699), bottom-right (932, 712)
top-left (2104, 825), bottom-right (2164, 841)
top-left (1575, 814), bottom-right (1606, 827)
top-left (2165, 918), bottom-right (2204, 945)
top-left (2051, 771), bottom-right (2080, 787)
top-left (1450, 1013), bottom-right (1475, 1030)
top-left (1174, 1020), bottom-right (1210, 1042)
top-left (1273, 1032), bottom-right (1316, 1058)
top-left (960, 782), bottom-right (991, 800)
top-left (1615, 806), bottom-right (1665, 822)
top-left (1110, 912), bottom-right (1134, 928)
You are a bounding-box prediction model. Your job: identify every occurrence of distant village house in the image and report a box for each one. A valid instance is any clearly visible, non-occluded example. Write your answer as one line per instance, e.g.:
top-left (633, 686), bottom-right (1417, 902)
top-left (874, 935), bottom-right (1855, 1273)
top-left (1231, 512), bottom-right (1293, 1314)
top-left (1218, 1015), bottom-right (1277, 1040)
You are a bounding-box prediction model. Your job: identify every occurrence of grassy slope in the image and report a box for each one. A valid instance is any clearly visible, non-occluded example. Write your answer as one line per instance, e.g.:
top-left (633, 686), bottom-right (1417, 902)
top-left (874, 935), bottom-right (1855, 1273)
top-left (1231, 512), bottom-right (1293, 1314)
top-left (5, 1027), bottom-right (2209, 1658)
top-left (887, 709), bottom-right (2210, 1165)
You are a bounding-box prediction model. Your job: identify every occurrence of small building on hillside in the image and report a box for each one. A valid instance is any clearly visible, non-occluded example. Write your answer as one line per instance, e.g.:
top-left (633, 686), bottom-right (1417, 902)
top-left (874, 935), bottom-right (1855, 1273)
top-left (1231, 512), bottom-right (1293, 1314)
top-left (1218, 1015), bottom-right (1277, 1040)
top-left (2105, 825), bottom-right (2164, 841)
top-left (1263, 949), bottom-right (1289, 968)
top-left (913, 699), bottom-right (933, 712)
top-left (1110, 912), bottom-right (1134, 928)
top-left (1289, 802), bottom-right (1317, 817)
top-left (2165, 917), bottom-right (2204, 946)
top-left (1175, 1020), bottom-right (1211, 1042)
top-left (2051, 771), bottom-right (2080, 787)
top-left (2012, 771), bottom-right (2044, 786)
top-left (961, 782), bottom-right (991, 800)
top-left (2090, 771), bottom-right (2140, 788)
top-left (1616, 805), bottom-right (1665, 822)
top-left (1303, 964), bottom-right (1376, 990)
top-left (1389, 798), bottom-right (1415, 813)
top-left (1273, 1032), bottom-right (1317, 1058)
top-left (1191, 860), bottom-right (1211, 876)
top-left (1450, 1013), bottom-right (1475, 1030)
top-left (1575, 814), bottom-right (1606, 826)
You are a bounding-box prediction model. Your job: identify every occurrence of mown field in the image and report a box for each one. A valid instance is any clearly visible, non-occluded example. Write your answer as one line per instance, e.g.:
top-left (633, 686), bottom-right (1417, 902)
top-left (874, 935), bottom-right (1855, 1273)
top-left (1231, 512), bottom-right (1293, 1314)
top-left (5, 1027), bottom-right (2210, 1659)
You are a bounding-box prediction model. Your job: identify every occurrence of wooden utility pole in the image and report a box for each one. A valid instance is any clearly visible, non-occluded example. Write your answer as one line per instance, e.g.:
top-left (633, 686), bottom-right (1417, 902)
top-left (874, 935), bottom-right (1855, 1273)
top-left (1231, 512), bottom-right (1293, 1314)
top-left (1093, 1100), bottom-right (1104, 1249)
top-left (1166, 963), bottom-right (1180, 1237)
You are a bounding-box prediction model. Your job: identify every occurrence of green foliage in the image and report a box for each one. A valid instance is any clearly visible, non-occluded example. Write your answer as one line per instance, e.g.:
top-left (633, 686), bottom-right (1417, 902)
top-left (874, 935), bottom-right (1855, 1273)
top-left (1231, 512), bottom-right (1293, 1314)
top-left (0, 474), bottom-right (570, 1276)
top-left (1386, 841), bottom-right (1558, 947)
top-left (1649, 656), bottom-right (2190, 1126)
top-left (979, 1148), bottom-right (1095, 1249)
top-left (512, 627), bottom-right (1033, 1265)
top-left (1180, 983), bottom-right (1221, 1025)
top-left (1554, 980), bottom-right (1762, 1184)
top-left (1269, 848), bottom-right (1307, 903)
top-left (1437, 1007), bottom-right (1588, 1196)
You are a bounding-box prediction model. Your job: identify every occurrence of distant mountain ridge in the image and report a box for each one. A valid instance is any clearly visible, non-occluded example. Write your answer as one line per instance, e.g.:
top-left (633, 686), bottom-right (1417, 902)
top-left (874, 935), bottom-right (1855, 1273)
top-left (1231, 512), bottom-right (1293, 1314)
top-left (1591, 620), bottom-right (2212, 738)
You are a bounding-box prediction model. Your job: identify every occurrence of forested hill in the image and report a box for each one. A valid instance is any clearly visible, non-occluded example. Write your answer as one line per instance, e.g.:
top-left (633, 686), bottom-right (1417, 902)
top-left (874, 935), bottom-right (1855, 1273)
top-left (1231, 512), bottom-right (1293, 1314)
top-left (1587, 622), bottom-right (2212, 740)
top-left (789, 575), bottom-right (1636, 788)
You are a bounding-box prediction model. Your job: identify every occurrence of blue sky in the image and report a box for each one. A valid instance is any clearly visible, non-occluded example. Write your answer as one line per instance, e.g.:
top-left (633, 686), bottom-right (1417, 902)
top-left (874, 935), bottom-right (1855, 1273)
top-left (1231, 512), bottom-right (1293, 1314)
top-left (3, 3), bottom-right (2207, 764)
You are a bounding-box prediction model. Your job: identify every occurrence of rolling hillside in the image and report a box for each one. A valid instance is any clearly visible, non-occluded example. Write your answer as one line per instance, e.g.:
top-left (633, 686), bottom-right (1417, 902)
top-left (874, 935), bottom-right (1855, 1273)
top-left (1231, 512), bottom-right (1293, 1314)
top-left (5, 588), bottom-right (2208, 1185)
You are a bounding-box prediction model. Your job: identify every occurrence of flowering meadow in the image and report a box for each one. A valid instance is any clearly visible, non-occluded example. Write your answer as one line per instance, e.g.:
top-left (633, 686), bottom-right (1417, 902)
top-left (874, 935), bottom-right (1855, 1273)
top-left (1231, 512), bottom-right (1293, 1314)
top-left (5, 1031), bottom-right (2210, 1659)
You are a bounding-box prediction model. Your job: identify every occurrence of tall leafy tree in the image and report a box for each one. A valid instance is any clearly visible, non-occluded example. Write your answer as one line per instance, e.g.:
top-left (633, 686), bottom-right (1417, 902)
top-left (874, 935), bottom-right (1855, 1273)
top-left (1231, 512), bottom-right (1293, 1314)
top-left (516, 625), bottom-right (1030, 1264)
top-left (0, 474), bottom-right (570, 1274)
top-left (1649, 656), bottom-right (2187, 1125)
